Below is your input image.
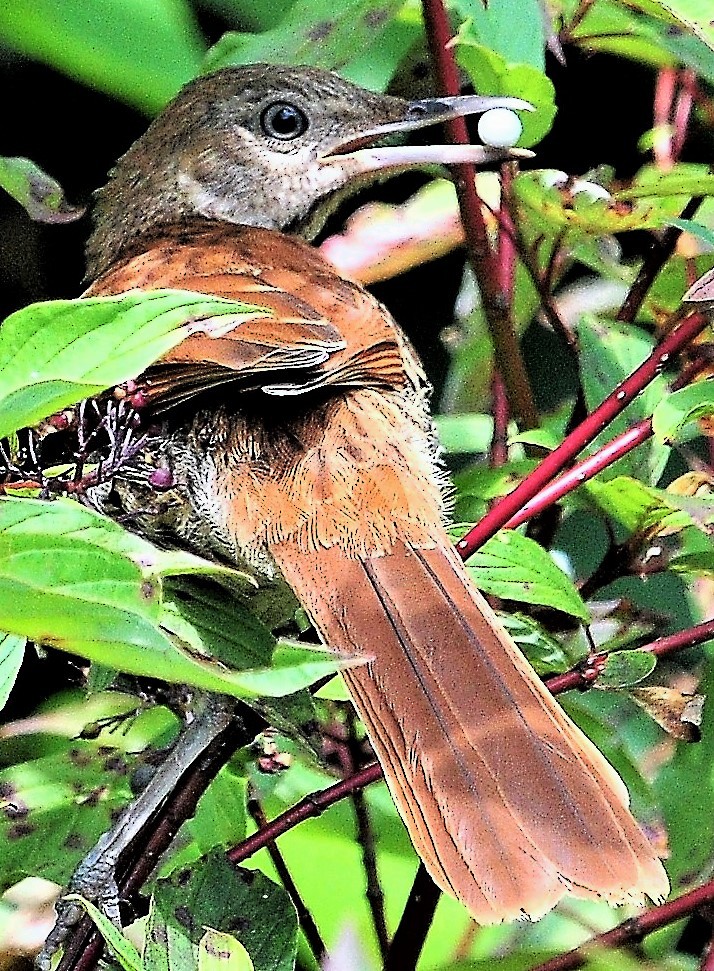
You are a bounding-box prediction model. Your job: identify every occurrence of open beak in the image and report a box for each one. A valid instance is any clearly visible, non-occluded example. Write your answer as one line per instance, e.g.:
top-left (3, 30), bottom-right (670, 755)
top-left (320, 93), bottom-right (535, 176)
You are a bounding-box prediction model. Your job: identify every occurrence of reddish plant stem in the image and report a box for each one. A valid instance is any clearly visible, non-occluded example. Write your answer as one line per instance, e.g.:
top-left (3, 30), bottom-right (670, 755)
top-left (421, 0), bottom-right (539, 430)
top-left (544, 618), bottom-right (714, 694)
top-left (654, 66), bottom-right (678, 169)
top-left (504, 419), bottom-right (652, 530)
top-left (227, 762), bottom-right (383, 864)
top-left (456, 309), bottom-right (709, 557)
top-left (672, 69), bottom-right (697, 161)
top-left (502, 337), bottom-right (714, 530)
top-left (528, 879), bottom-right (714, 971)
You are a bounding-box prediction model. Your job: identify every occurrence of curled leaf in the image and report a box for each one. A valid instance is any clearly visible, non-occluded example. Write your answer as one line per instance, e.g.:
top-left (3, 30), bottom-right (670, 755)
top-left (630, 687), bottom-right (706, 741)
top-left (0, 156), bottom-right (85, 224)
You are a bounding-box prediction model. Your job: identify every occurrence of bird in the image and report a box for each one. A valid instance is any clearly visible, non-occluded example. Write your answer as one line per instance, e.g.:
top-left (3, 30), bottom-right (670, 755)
top-left (83, 63), bottom-right (669, 922)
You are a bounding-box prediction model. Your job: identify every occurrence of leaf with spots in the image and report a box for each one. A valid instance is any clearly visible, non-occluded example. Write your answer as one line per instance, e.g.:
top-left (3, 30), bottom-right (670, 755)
top-left (0, 739), bottom-right (135, 891)
top-left (467, 531), bottom-right (590, 620)
top-left (145, 851), bottom-right (297, 971)
top-left (203, 0), bottom-right (404, 81)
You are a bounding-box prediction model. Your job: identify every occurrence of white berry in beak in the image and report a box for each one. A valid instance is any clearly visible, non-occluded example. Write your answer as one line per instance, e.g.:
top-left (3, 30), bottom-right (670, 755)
top-left (477, 108), bottom-right (524, 148)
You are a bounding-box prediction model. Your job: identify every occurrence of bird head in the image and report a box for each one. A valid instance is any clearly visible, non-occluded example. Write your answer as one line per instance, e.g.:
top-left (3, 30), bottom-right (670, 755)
top-left (87, 63), bottom-right (531, 278)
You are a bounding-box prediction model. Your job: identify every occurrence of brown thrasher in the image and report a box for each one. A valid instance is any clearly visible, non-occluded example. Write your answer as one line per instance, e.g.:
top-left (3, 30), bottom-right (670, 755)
top-left (84, 64), bottom-right (668, 921)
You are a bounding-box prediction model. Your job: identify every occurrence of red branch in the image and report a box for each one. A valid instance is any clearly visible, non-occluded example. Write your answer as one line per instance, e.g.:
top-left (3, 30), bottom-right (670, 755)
top-left (529, 879), bottom-right (714, 971)
top-left (504, 419), bottom-right (652, 530)
top-left (456, 310), bottom-right (709, 557)
top-left (544, 618), bottom-right (714, 694)
top-left (421, 0), bottom-right (539, 429)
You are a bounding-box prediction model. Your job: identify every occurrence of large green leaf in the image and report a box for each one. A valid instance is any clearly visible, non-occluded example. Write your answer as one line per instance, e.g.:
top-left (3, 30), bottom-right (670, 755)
top-left (145, 852), bottom-right (298, 971)
top-left (453, 0), bottom-right (546, 69)
top-left (0, 290), bottom-right (263, 440)
top-left (468, 531), bottom-right (590, 620)
top-left (0, 498), bottom-right (347, 697)
top-left (0, 0), bottom-right (204, 113)
top-left (203, 0), bottom-right (404, 81)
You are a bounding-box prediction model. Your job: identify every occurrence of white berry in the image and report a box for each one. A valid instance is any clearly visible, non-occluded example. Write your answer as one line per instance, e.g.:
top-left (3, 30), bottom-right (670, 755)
top-left (477, 108), bottom-right (523, 148)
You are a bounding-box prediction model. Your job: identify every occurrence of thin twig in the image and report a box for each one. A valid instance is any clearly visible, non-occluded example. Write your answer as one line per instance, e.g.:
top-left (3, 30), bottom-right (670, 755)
top-left (248, 798), bottom-right (326, 963)
top-left (617, 197), bottom-right (704, 324)
top-left (346, 710), bottom-right (390, 960)
top-left (456, 309), bottom-right (709, 556)
top-left (528, 879), bottom-right (714, 971)
top-left (543, 618), bottom-right (714, 694)
top-left (227, 762), bottom-right (383, 865)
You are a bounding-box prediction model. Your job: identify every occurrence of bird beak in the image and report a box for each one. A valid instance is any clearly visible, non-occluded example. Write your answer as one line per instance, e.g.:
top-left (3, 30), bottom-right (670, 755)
top-left (320, 93), bottom-right (535, 175)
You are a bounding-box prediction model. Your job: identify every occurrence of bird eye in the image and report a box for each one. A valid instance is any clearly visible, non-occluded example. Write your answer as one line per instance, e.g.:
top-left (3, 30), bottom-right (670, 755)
top-left (260, 102), bottom-right (309, 140)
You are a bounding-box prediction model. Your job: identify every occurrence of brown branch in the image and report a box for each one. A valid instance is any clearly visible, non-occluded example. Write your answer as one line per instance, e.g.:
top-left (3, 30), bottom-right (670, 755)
top-left (617, 197), bottom-right (703, 325)
top-left (227, 762), bottom-right (383, 865)
top-left (421, 0), bottom-right (539, 430)
top-left (57, 709), bottom-right (249, 971)
top-left (528, 879), bottom-right (714, 971)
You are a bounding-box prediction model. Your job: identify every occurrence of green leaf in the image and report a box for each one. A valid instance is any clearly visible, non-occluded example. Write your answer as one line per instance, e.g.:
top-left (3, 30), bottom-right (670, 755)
top-left (595, 650), bottom-right (658, 689)
top-left (0, 0), bottom-right (205, 113)
top-left (588, 475), bottom-right (712, 538)
top-left (499, 613), bottom-right (572, 675)
top-left (453, 0), bottom-right (546, 69)
top-left (652, 380), bottom-right (714, 443)
top-left (627, 0), bottom-right (714, 53)
top-left (0, 157), bottom-right (85, 224)
top-left (0, 632), bottom-right (25, 713)
top-left (64, 895), bottom-right (142, 971)
top-left (0, 498), bottom-right (340, 698)
top-left (667, 217), bottom-right (714, 249)
top-left (0, 290), bottom-right (263, 440)
top-left (467, 532), bottom-right (590, 620)
top-left (434, 413), bottom-right (494, 454)
top-left (145, 852), bottom-right (298, 971)
top-left (455, 40), bottom-right (556, 146)
top-left (199, 929), bottom-right (255, 971)
top-left (0, 740), bottom-right (135, 891)
top-left (203, 0), bottom-right (404, 80)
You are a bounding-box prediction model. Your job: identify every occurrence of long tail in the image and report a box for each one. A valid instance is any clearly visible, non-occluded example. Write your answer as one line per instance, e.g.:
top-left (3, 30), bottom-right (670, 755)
top-left (270, 538), bottom-right (668, 922)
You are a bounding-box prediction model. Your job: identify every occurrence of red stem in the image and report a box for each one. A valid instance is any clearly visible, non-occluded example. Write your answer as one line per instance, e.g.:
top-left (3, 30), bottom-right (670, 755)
top-left (421, 0), bottom-right (539, 429)
top-left (504, 419), bottom-right (652, 530)
top-left (544, 618), bottom-right (714, 694)
top-left (456, 311), bottom-right (708, 558)
top-left (227, 762), bottom-right (382, 864)
top-left (528, 879), bottom-right (714, 971)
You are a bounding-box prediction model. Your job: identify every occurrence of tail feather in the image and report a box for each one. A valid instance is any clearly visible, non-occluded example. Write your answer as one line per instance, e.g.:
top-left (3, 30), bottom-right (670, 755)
top-left (270, 538), bottom-right (669, 921)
